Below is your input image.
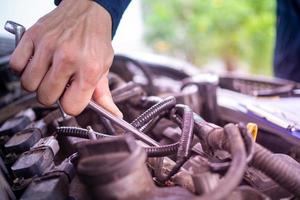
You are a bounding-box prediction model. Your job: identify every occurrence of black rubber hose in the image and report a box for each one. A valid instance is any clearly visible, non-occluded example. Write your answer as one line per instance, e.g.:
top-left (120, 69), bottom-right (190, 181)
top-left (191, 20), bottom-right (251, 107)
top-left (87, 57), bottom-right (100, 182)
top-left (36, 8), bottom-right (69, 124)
top-left (207, 124), bottom-right (255, 172)
top-left (145, 142), bottom-right (179, 157)
top-left (114, 54), bottom-right (155, 94)
top-left (155, 104), bottom-right (195, 182)
top-left (140, 116), bottom-right (159, 133)
top-left (139, 96), bottom-right (162, 108)
top-left (174, 104), bottom-right (194, 160)
top-left (112, 82), bottom-right (144, 103)
top-left (108, 73), bottom-right (125, 89)
top-left (239, 124), bottom-right (255, 163)
top-left (252, 144), bottom-right (300, 197)
top-left (144, 105), bottom-right (194, 160)
top-left (131, 96), bottom-right (176, 129)
top-left (56, 127), bottom-right (112, 139)
top-left (191, 112), bottom-right (255, 163)
top-left (56, 126), bottom-right (179, 157)
top-left (194, 123), bottom-right (247, 200)
top-left (111, 81), bottom-right (139, 97)
top-left (99, 116), bottom-right (116, 135)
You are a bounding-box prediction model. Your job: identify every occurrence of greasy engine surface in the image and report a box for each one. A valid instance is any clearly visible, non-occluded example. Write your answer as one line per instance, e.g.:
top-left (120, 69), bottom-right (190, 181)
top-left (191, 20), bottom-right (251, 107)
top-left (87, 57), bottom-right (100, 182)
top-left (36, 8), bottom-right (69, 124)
top-left (0, 53), bottom-right (300, 200)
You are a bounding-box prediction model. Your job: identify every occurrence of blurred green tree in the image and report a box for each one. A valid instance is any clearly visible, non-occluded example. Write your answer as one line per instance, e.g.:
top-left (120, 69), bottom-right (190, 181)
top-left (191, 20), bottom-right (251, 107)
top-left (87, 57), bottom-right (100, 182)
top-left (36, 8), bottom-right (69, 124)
top-left (143, 0), bottom-right (275, 75)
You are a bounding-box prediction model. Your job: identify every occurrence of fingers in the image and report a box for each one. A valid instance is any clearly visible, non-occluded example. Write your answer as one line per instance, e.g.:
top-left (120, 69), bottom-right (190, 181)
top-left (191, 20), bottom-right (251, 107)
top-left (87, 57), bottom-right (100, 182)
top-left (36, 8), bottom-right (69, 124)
top-left (9, 31), bottom-right (34, 73)
top-left (20, 44), bottom-right (52, 92)
top-left (32, 44), bottom-right (115, 117)
top-left (59, 73), bottom-right (95, 116)
top-left (8, 0), bottom-right (115, 117)
top-left (37, 49), bottom-right (75, 107)
top-left (93, 75), bottom-right (123, 118)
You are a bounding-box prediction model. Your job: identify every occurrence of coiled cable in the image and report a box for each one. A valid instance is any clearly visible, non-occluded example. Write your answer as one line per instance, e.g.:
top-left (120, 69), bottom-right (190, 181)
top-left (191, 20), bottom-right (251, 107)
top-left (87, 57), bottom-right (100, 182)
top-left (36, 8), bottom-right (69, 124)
top-left (56, 126), bottom-right (179, 157)
top-left (131, 96), bottom-right (176, 129)
top-left (56, 127), bottom-right (112, 139)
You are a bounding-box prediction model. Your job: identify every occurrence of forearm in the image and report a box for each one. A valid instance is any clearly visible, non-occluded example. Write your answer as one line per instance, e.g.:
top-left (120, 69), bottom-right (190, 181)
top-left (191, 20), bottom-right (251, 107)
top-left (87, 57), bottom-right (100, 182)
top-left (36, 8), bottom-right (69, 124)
top-left (54, 0), bottom-right (131, 37)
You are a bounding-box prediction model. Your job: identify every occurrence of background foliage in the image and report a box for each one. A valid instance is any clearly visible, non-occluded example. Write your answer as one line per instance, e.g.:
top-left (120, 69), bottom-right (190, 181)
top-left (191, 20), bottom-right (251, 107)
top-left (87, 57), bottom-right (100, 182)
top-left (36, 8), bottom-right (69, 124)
top-left (143, 0), bottom-right (275, 75)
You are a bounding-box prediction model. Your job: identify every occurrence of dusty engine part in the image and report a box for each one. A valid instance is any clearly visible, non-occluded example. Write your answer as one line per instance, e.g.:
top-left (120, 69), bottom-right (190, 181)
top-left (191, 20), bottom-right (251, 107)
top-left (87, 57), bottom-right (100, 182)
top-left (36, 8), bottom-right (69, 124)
top-left (77, 136), bottom-right (155, 200)
top-left (20, 153), bottom-right (76, 200)
top-left (11, 136), bottom-right (59, 178)
top-left (5, 128), bottom-right (43, 153)
top-left (0, 49), bottom-right (300, 200)
top-left (76, 135), bottom-right (194, 200)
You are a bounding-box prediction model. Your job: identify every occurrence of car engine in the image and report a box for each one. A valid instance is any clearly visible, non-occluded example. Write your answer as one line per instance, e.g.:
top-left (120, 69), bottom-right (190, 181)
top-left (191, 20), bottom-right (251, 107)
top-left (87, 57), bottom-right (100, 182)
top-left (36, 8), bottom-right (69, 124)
top-left (0, 42), bottom-right (300, 200)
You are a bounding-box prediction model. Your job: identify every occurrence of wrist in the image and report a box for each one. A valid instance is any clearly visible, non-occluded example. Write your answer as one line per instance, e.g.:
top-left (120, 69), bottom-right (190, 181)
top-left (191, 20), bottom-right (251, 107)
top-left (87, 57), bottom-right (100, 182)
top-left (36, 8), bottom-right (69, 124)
top-left (54, 0), bottom-right (131, 38)
top-left (56, 0), bottom-right (112, 39)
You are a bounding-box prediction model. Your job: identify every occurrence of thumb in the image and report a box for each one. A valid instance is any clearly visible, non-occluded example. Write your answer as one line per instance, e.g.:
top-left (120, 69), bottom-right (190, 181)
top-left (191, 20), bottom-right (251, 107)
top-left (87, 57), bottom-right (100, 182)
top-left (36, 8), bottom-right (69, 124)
top-left (92, 75), bottom-right (123, 118)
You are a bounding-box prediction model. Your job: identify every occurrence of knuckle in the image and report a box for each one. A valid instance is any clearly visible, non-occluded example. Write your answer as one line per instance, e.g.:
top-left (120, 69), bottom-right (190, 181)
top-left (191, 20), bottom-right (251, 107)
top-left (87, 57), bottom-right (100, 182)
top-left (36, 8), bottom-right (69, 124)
top-left (25, 26), bottom-right (39, 40)
top-left (20, 76), bottom-right (37, 92)
top-left (39, 36), bottom-right (54, 53)
top-left (86, 62), bottom-right (102, 76)
top-left (57, 45), bottom-right (78, 65)
top-left (37, 92), bottom-right (55, 107)
top-left (61, 102), bottom-right (82, 116)
top-left (104, 56), bottom-right (113, 69)
top-left (9, 56), bottom-right (23, 72)
top-left (80, 79), bottom-right (96, 93)
top-left (103, 48), bottom-right (114, 69)
top-left (107, 48), bottom-right (114, 63)
top-left (37, 16), bottom-right (47, 24)
top-left (81, 64), bottom-right (101, 88)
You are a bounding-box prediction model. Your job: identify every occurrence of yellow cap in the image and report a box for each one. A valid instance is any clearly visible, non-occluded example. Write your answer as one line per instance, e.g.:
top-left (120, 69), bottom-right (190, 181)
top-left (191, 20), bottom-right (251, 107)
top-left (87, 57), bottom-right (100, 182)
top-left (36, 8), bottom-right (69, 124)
top-left (247, 123), bottom-right (258, 142)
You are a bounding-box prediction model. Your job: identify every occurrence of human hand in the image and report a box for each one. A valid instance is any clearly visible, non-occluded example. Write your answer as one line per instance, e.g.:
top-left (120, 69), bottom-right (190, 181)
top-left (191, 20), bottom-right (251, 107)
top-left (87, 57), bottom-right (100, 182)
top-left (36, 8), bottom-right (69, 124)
top-left (9, 0), bottom-right (122, 117)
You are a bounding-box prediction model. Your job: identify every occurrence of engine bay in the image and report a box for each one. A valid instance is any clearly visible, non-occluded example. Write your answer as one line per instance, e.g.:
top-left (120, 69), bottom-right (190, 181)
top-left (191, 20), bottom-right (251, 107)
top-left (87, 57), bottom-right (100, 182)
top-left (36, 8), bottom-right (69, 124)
top-left (0, 53), bottom-right (300, 200)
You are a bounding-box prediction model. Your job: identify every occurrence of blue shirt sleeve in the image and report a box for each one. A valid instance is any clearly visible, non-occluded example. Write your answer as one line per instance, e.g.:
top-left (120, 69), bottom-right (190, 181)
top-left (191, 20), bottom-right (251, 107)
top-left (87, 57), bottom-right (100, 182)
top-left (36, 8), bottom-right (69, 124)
top-left (54, 0), bottom-right (131, 38)
top-left (274, 0), bottom-right (300, 82)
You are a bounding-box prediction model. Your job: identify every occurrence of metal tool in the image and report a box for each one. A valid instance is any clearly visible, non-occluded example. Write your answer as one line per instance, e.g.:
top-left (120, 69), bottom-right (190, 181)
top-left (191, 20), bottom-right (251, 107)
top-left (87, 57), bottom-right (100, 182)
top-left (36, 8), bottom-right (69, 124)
top-left (88, 100), bottom-right (159, 146)
top-left (56, 100), bottom-right (68, 119)
top-left (4, 21), bottom-right (68, 119)
top-left (4, 21), bottom-right (26, 47)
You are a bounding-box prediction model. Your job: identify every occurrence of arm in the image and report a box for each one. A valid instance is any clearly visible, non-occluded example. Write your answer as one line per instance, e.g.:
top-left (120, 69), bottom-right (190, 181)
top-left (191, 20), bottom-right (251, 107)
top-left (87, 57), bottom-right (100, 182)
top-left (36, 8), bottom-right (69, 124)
top-left (9, 0), bottom-right (131, 116)
top-left (55, 0), bottom-right (131, 37)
